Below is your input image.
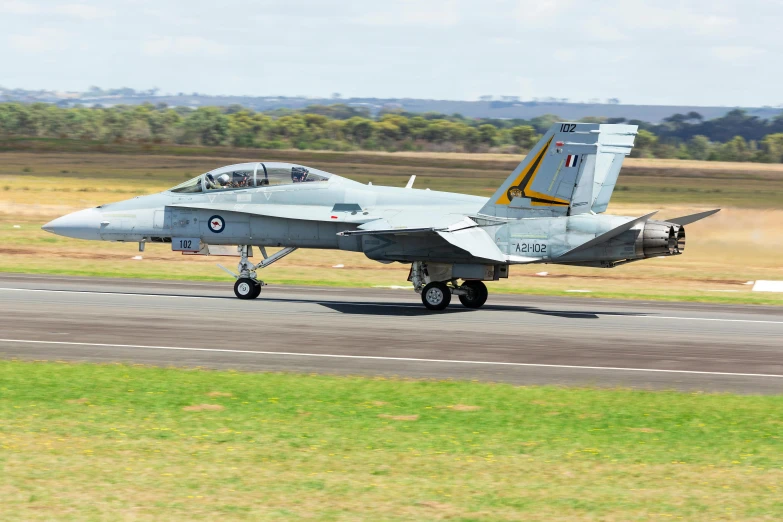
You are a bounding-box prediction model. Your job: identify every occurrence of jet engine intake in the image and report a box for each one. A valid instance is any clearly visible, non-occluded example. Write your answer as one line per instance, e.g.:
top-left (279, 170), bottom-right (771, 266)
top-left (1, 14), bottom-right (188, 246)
top-left (642, 220), bottom-right (685, 258)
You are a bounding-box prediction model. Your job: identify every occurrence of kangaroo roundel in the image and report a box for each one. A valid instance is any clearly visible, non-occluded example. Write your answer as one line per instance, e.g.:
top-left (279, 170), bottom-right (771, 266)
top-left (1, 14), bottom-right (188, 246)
top-left (208, 215), bottom-right (225, 233)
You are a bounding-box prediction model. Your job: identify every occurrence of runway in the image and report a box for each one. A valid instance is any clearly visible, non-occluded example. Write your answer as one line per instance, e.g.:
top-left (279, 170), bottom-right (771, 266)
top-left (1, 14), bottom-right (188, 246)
top-left (0, 273), bottom-right (782, 394)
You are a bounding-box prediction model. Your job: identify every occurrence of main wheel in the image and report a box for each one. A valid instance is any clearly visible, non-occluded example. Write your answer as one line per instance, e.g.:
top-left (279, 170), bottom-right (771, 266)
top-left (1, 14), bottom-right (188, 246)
top-left (234, 278), bottom-right (260, 300)
top-left (459, 281), bottom-right (488, 309)
top-left (421, 282), bottom-right (451, 311)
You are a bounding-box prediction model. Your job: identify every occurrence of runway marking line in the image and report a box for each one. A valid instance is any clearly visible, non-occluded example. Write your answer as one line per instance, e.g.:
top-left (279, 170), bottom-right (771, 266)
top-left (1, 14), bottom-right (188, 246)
top-left (1, 287), bottom-right (783, 325)
top-left (1, 338), bottom-right (782, 379)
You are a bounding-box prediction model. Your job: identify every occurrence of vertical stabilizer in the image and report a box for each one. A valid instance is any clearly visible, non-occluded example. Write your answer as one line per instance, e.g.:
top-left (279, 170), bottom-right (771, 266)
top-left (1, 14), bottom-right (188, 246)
top-left (575, 124), bottom-right (637, 214)
top-left (478, 123), bottom-right (637, 218)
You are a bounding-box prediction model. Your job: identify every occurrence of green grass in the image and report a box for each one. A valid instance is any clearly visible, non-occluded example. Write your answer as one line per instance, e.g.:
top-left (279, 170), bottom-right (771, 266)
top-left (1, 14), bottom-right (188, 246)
top-left (0, 361), bottom-right (781, 520)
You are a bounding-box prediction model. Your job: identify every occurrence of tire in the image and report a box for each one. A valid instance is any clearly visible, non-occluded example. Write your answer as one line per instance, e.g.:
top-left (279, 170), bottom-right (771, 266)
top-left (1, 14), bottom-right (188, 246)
top-left (459, 281), bottom-right (488, 309)
top-left (249, 281), bottom-right (262, 299)
top-left (234, 278), bottom-right (258, 300)
top-left (421, 282), bottom-right (452, 311)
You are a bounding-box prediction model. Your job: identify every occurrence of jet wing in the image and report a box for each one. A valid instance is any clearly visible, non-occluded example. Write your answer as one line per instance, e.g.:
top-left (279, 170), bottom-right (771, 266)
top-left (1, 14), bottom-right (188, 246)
top-left (341, 216), bottom-right (537, 264)
top-left (167, 202), bottom-right (377, 224)
top-left (436, 226), bottom-right (507, 262)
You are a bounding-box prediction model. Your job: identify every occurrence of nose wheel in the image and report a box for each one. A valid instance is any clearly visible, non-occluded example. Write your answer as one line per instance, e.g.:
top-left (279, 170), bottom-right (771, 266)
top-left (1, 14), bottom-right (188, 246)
top-left (234, 278), bottom-right (262, 300)
top-left (228, 245), bottom-right (298, 300)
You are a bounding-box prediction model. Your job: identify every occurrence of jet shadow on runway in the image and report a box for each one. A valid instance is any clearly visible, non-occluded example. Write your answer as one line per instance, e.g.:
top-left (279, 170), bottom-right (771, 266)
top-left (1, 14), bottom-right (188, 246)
top-left (32, 287), bottom-right (645, 319)
top-left (316, 301), bottom-right (643, 319)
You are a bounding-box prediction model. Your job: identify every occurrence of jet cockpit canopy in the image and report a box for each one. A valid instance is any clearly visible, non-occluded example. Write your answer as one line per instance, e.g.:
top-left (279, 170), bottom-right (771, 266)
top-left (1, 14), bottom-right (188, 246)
top-left (169, 162), bottom-right (332, 193)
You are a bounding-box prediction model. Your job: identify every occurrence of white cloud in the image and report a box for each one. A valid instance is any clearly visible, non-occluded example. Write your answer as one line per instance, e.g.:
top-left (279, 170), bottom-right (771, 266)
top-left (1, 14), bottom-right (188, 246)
top-left (0, 0), bottom-right (39, 14)
top-left (1, 1), bottom-right (111, 18)
top-left (0, 0), bottom-right (781, 106)
top-left (142, 36), bottom-right (228, 57)
top-left (551, 49), bottom-right (577, 62)
top-left (711, 45), bottom-right (765, 62)
top-left (8, 28), bottom-right (70, 53)
top-left (353, 0), bottom-right (460, 27)
top-left (55, 3), bottom-right (112, 20)
top-left (581, 16), bottom-right (628, 42)
top-left (511, 0), bottom-right (574, 27)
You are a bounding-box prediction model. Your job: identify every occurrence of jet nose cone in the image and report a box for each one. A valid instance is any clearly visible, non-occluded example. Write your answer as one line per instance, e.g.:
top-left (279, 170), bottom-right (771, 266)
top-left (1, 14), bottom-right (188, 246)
top-left (42, 208), bottom-right (104, 240)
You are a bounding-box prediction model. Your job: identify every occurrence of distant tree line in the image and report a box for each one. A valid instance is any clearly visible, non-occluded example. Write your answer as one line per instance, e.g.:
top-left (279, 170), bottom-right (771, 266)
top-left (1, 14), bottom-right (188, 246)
top-left (1, 102), bottom-right (782, 162)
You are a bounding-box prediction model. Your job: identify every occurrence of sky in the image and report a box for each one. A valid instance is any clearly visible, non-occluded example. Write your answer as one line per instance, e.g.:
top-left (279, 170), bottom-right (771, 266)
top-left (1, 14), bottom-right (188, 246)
top-left (1, 0), bottom-right (781, 107)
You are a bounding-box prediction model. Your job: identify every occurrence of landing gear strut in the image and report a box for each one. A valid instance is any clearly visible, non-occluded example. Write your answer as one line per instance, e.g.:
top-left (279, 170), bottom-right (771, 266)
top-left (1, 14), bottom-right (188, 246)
top-left (229, 245), bottom-right (298, 300)
top-left (411, 262), bottom-right (490, 310)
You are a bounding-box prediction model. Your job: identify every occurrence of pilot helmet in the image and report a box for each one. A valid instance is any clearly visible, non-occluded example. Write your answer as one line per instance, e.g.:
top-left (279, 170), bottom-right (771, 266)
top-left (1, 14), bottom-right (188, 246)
top-left (217, 173), bottom-right (231, 186)
top-left (291, 166), bottom-right (307, 182)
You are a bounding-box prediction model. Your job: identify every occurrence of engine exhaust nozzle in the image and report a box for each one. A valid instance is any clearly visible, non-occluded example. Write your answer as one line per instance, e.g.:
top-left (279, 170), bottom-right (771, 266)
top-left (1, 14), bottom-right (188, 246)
top-left (643, 221), bottom-right (685, 258)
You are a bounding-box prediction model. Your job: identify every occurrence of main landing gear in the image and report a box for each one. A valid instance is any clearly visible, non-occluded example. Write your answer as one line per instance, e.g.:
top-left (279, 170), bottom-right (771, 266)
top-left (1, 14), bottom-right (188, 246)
top-left (229, 245), bottom-right (298, 300)
top-left (411, 262), bottom-right (490, 311)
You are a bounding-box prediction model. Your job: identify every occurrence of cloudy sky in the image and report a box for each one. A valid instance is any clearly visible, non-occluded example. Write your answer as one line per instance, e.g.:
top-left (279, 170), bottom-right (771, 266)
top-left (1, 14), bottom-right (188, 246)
top-left (1, 0), bottom-right (780, 106)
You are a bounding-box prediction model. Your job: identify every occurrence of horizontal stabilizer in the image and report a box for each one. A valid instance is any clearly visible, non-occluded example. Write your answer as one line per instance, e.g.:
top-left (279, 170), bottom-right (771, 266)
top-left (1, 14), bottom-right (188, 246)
top-left (557, 211), bottom-right (658, 259)
top-left (667, 209), bottom-right (720, 225)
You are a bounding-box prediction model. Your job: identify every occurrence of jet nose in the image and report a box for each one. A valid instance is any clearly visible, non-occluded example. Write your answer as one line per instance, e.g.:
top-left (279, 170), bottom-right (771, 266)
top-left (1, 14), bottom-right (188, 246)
top-left (42, 208), bottom-right (104, 240)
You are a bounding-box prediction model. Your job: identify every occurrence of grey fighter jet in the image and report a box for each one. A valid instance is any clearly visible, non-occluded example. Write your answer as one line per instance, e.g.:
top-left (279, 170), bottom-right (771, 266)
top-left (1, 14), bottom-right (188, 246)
top-left (43, 122), bottom-right (719, 310)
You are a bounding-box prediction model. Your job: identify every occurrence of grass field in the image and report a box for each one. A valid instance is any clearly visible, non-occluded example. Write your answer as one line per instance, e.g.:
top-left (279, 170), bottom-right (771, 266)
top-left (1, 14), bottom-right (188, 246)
top-left (1, 149), bottom-right (782, 305)
top-left (0, 361), bottom-right (781, 520)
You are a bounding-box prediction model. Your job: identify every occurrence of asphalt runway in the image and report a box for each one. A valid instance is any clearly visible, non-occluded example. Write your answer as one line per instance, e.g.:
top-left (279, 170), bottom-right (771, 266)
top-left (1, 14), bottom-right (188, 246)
top-left (0, 273), bottom-right (782, 394)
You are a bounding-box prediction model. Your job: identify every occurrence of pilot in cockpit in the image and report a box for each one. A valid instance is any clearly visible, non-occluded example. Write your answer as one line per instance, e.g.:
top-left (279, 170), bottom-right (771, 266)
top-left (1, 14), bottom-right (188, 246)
top-left (291, 166), bottom-right (308, 183)
top-left (217, 173), bottom-right (232, 187)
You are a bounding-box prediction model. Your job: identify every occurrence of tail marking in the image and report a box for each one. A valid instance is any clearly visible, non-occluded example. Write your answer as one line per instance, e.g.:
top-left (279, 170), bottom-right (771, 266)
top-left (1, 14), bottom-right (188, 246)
top-left (496, 137), bottom-right (570, 207)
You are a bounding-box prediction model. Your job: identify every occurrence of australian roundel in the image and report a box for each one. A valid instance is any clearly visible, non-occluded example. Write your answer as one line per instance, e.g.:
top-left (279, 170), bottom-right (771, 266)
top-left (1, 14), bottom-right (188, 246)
top-left (208, 215), bottom-right (225, 233)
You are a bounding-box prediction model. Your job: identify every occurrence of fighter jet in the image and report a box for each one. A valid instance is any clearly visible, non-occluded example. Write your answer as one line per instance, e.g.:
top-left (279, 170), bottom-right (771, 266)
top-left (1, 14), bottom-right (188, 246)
top-left (43, 122), bottom-right (719, 310)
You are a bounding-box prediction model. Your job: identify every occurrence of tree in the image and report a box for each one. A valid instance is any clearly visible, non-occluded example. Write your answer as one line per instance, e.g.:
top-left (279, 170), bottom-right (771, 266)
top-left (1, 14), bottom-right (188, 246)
top-left (510, 125), bottom-right (536, 149)
top-left (180, 107), bottom-right (229, 146)
top-left (530, 114), bottom-right (560, 134)
top-left (374, 120), bottom-right (401, 141)
top-left (344, 117), bottom-right (374, 143)
top-left (714, 136), bottom-right (752, 162)
top-left (477, 124), bottom-right (497, 145)
top-left (759, 133), bottom-right (783, 163)
top-left (631, 130), bottom-right (658, 158)
top-left (579, 116), bottom-right (606, 124)
top-left (228, 110), bottom-right (264, 147)
top-left (686, 135), bottom-right (711, 160)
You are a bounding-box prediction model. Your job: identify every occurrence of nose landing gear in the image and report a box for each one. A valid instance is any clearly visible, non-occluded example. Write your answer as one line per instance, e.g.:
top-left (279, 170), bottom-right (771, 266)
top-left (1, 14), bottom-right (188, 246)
top-left (228, 245), bottom-right (298, 300)
top-left (234, 278), bottom-right (262, 300)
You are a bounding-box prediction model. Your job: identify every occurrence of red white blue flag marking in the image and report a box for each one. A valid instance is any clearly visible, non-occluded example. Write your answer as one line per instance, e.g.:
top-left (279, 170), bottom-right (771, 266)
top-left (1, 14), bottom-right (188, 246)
top-left (566, 154), bottom-right (579, 168)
